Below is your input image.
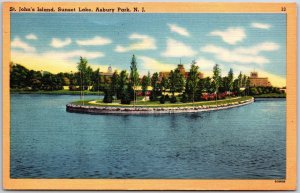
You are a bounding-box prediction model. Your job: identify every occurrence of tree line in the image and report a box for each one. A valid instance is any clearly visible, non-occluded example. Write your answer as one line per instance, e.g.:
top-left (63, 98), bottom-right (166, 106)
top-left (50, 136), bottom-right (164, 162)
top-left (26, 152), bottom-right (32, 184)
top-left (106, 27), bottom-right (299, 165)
top-left (10, 55), bottom-right (283, 104)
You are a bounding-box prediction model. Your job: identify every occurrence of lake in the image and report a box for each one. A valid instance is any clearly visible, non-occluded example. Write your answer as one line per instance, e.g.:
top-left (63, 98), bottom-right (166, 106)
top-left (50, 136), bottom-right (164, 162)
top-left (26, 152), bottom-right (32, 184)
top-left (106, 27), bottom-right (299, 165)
top-left (10, 94), bottom-right (286, 179)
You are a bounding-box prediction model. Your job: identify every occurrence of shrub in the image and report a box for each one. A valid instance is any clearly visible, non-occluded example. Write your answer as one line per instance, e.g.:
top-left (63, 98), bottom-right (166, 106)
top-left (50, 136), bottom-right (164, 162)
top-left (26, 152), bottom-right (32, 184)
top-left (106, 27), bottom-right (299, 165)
top-left (120, 91), bottom-right (131, 104)
top-left (170, 95), bottom-right (177, 103)
top-left (103, 90), bottom-right (113, 103)
top-left (165, 94), bottom-right (170, 101)
top-left (150, 92), bottom-right (158, 101)
top-left (160, 95), bottom-right (165, 104)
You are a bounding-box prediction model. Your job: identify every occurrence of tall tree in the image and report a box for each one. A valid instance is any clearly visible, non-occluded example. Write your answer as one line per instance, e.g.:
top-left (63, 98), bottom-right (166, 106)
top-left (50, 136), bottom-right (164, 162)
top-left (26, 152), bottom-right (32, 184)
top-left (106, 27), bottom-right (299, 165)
top-left (160, 76), bottom-right (169, 95)
top-left (169, 67), bottom-right (185, 96)
top-left (117, 70), bottom-right (128, 99)
top-left (238, 71), bottom-right (243, 88)
top-left (242, 74), bottom-right (247, 88)
top-left (141, 71), bottom-right (151, 96)
top-left (186, 60), bottom-right (199, 102)
top-left (77, 57), bottom-right (88, 100)
top-left (151, 72), bottom-right (159, 100)
top-left (130, 54), bottom-right (139, 106)
top-left (228, 68), bottom-right (234, 92)
top-left (111, 71), bottom-right (120, 99)
top-left (212, 64), bottom-right (221, 99)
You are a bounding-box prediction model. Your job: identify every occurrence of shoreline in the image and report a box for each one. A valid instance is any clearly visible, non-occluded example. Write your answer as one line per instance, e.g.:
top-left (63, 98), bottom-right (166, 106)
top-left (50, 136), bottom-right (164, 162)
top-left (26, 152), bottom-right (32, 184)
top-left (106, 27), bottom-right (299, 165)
top-left (66, 97), bottom-right (254, 115)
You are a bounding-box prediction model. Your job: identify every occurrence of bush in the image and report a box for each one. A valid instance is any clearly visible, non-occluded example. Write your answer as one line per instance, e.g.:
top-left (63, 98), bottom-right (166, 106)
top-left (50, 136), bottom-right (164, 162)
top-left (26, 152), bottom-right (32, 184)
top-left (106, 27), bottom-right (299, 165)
top-left (150, 91), bottom-right (157, 101)
top-left (180, 93), bottom-right (188, 103)
top-left (165, 94), bottom-right (170, 101)
top-left (160, 95), bottom-right (165, 104)
top-left (170, 95), bottom-right (177, 103)
top-left (120, 91), bottom-right (131, 104)
top-left (103, 90), bottom-right (113, 103)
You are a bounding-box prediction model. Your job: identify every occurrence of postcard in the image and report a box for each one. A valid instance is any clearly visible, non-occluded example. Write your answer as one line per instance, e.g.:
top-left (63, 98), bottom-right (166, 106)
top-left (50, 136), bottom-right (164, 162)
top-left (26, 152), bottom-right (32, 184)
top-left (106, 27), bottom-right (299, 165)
top-left (2, 2), bottom-right (297, 190)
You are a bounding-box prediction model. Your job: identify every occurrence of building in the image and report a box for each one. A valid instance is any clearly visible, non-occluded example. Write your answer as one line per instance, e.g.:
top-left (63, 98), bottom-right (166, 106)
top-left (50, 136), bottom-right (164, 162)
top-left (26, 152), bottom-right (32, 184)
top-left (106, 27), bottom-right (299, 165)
top-left (100, 66), bottom-right (114, 83)
top-left (249, 72), bottom-right (271, 87)
top-left (159, 64), bottom-right (204, 81)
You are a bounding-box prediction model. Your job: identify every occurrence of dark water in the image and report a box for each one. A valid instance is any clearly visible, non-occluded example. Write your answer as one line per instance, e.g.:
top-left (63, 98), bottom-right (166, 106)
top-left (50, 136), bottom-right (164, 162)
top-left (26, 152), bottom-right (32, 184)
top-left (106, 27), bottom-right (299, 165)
top-left (10, 94), bottom-right (286, 179)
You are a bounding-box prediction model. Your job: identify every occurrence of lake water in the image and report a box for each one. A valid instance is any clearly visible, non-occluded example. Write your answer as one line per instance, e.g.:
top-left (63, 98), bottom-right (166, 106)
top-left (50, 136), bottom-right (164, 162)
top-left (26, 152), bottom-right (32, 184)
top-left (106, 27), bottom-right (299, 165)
top-left (10, 94), bottom-right (286, 179)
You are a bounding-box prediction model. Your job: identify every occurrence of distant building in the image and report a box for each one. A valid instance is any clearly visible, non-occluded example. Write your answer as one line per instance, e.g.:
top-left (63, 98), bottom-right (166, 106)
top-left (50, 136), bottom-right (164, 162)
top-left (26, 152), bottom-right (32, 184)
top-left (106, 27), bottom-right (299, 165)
top-left (159, 64), bottom-right (204, 81)
top-left (249, 72), bottom-right (271, 87)
top-left (100, 66), bottom-right (114, 83)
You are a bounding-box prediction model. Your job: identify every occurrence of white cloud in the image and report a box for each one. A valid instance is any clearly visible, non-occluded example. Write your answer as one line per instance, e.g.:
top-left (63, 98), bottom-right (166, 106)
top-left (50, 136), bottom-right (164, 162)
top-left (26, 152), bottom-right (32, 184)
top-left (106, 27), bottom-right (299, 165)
top-left (26, 34), bottom-right (38, 40)
top-left (251, 22), bottom-right (271, 29)
top-left (11, 49), bottom-right (105, 73)
top-left (139, 56), bottom-right (176, 73)
top-left (11, 37), bottom-right (36, 52)
top-left (50, 38), bottom-right (72, 48)
top-left (162, 38), bottom-right (196, 57)
top-left (114, 33), bottom-right (156, 53)
top-left (167, 23), bottom-right (190, 37)
top-left (42, 50), bottom-right (104, 60)
top-left (76, 36), bottom-right (112, 46)
top-left (234, 42), bottom-right (280, 55)
top-left (209, 27), bottom-right (246, 45)
top-left (196, 57), bottom-right (216, 71)
top-left (201, 42), bottom-right (280, 65)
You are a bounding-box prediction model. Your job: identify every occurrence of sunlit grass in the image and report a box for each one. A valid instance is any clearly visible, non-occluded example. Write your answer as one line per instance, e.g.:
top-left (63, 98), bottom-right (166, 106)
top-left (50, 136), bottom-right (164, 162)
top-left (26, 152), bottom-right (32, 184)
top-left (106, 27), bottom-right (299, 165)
top-left (70, 96), bottom-right (253, 108)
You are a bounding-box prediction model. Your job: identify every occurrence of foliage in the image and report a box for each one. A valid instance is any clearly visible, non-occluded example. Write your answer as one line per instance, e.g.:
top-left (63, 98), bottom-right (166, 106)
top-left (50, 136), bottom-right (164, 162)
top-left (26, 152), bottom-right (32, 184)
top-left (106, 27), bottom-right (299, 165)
top-left (169, 68), bottom-right (185, 96)
top-left (150, 72), bottom-right (159, 101)
top-left (103, 89), bottom-right (113, 103)
top-left (212, 64), bottom-right (221, 94)
top-left (185, 60), bottom-right (199, 102)
top-left (141, 71), bottom-right (151, 96)
top-left (120, 90), bottom-right (131, 104)
top-left (170, 95), bottom-right (177, 103)
top-left (117, 70), bottom-right (128, 99)
top-left (159, 95), bottom-right (166, 104)
top-left (180, 93), bottom-right (188, 103)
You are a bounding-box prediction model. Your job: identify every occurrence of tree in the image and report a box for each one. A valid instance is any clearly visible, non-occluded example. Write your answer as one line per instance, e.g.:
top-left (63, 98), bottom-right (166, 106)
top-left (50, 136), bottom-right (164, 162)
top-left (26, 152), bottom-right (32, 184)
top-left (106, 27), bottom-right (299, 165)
top-left (130, 54), bottom-right (139, 106)
top-left (10, 64), bottom-right (30, 89)
top-left (245, 77), bottom-right (251, 95)
top-left (233, 79), bottom-right (240, 94)
top-left (117, 70), bottom-right (128, 99)
top-left (77, 57), bottom-right (88, 101)
top-left (203, 77), bottom-right (213, 93)
top-left (242, 74), bottom-right (247, 88)
top-left (238, 71), bottom-right (243, 88)
top-left (141, 71), bottom-right (151, 96)
top-left (151, 72), bottom-right (159, 101)
top-left (186, 60), bottom-right (199, 103)
top-left (169, 68), bottom-right (185, 96)
top-left (160, 76), bottom-right (169, 95)
top-left (90, 68), bottom-right (100, 92)
top-left (228, 68), bottom-right (234, 92)
top-left (212, 64), bottom-right (221, 99)
top-left (111, 71), bottom-right (119, 99)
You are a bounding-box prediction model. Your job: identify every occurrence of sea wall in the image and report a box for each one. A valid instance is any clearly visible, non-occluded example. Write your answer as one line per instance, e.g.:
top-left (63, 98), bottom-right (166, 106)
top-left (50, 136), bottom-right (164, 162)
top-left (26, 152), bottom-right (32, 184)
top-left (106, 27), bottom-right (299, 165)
top-left (66, 98), bottom-right (254, 115)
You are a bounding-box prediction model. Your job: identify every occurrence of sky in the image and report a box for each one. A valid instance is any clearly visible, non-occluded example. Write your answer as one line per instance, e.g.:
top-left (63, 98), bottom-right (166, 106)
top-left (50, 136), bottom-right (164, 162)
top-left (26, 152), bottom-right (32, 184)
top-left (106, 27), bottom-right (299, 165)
top-left (11, 13), bottom-right (286, 87)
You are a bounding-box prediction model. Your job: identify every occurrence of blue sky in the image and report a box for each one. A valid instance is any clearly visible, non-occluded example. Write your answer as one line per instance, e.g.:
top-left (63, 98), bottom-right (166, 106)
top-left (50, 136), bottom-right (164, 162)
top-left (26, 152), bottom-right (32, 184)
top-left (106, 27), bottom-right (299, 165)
top-left (11, 13), bottom-right (286, 86)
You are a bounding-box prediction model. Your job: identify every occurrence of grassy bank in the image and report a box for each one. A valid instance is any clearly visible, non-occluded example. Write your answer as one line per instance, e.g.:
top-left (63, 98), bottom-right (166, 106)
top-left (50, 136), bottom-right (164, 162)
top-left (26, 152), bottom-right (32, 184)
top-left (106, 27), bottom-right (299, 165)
top-left (71, 96), bottom-right (253, 108)
top-left (10, 89), bottom-right (104, 95)
top-left (253, 93), bottom-right (286, 98)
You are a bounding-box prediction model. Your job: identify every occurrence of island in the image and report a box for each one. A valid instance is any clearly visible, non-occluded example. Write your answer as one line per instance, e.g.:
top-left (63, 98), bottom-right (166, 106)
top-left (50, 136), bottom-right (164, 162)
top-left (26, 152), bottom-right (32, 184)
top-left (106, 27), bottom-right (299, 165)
top-left (66, 96), bottom-right (254, 115)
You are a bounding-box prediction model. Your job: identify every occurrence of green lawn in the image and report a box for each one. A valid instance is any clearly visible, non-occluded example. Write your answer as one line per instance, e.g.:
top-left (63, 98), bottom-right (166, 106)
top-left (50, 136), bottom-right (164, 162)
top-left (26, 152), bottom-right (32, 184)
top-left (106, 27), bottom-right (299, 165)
top-left (71, 96), bottom-right (253, 108)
